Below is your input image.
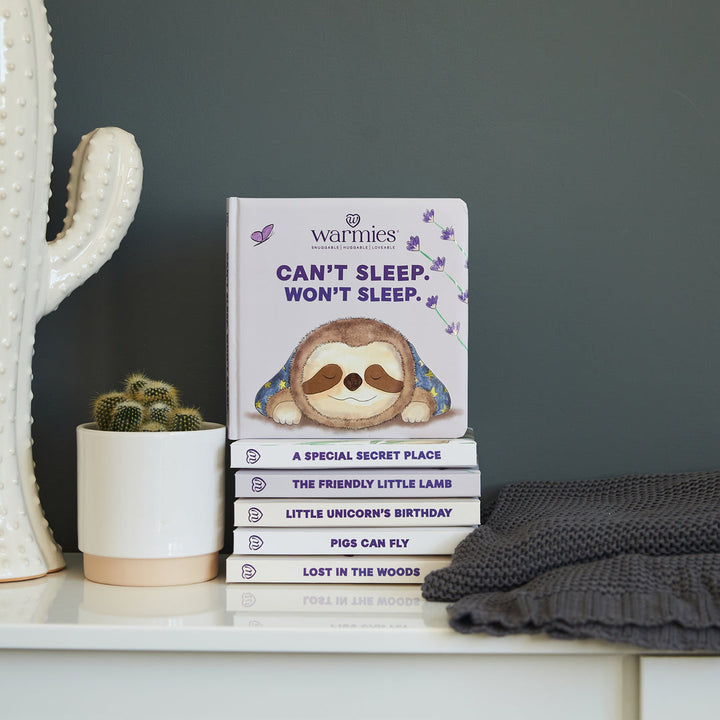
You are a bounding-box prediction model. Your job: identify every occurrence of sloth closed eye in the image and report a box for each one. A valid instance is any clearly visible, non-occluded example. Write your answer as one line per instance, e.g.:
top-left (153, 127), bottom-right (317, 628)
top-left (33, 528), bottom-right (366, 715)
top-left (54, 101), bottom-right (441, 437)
top-left (364, 364), bottom-right (403, 393)
top-left (303, 364), bottom-right (343, 394)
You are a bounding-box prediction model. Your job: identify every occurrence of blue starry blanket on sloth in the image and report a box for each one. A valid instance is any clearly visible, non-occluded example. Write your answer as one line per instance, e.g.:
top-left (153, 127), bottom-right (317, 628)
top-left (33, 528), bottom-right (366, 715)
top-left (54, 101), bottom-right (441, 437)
top-left (255, 342), bottom-right (450, 416)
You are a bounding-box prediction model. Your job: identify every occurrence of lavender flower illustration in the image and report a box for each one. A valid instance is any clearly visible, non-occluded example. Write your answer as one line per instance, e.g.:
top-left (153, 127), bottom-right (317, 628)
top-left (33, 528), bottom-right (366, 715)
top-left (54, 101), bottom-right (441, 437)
top-left (411, 210), bottom-right (468, 350)
top-left (426, 297), bottom-right (467, 350)
top-left (423, 208), bottom-right (468, 262)
top-left (408, 235), bottom-right (466, 297)
top-left (407, 235), bottom-right (420, 251)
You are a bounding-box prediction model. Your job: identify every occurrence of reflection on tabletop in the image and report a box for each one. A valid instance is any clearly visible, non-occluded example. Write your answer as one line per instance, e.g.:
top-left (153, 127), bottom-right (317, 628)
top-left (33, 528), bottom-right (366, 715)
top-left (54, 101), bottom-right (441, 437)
top-left (0, 555), bottom-right (450, 630)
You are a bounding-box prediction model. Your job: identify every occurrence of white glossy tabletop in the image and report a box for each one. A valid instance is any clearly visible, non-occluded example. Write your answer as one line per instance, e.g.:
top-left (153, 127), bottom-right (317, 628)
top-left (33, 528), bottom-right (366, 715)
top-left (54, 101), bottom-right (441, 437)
top-left (0, 554), bottom-right (634, 655)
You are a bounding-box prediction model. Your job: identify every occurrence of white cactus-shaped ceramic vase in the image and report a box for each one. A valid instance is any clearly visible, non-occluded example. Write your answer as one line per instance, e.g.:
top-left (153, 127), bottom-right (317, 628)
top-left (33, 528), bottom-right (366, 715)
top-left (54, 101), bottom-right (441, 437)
top-left (0, 1), bottom-right (142, 582)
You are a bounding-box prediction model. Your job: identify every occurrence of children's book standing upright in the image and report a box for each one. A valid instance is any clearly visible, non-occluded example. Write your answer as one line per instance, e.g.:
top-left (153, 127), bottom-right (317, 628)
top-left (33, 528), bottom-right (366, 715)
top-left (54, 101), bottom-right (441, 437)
top-left (227, 198), bottom-right (469, 440)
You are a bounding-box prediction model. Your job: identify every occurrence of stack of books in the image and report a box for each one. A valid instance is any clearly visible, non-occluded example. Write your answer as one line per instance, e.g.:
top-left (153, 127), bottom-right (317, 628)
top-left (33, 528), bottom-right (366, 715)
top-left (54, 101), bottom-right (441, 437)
top-left (226, 436), bottom-right (480, 583)
top-left (226, 197), bottom-right (475, 584)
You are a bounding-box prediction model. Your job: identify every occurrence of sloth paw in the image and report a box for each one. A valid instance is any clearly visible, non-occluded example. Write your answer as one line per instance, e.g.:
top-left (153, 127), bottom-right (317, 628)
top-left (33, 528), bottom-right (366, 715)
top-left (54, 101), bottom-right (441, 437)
top-left (272, 402), bottom-right (302, 425)
top-left (401, 401), bottom-right (431, 423)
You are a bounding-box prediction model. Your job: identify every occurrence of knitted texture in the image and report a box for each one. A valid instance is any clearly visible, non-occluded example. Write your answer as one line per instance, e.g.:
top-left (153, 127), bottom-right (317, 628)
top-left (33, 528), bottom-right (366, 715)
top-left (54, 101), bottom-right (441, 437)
top-left (421, 470), bottom-right (720, 650)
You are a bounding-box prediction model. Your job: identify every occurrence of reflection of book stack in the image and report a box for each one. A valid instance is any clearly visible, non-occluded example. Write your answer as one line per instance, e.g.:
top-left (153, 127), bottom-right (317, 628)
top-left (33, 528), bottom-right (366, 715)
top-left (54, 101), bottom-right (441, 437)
top-left (225, 441), bottom-right (480, 584)
top-left (227, 584), bottom-right (437, 629)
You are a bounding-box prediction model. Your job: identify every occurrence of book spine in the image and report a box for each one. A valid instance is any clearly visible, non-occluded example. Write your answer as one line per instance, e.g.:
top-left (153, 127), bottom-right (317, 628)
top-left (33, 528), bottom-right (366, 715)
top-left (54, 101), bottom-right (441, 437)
top-left (234, 467), bottom-right (481, 498)
top-left (226, 583), bottom-right (422, 613)
top-left (226, 197), bottom-right (240, 440)
top-left (229, 438), bottom-right (478, 469)
top-left (225, 555), bottom-right (450, 584)
top-left (233, 526), bottom-right (471, 555)
top-left (233, 498), bottom-right (481, 527)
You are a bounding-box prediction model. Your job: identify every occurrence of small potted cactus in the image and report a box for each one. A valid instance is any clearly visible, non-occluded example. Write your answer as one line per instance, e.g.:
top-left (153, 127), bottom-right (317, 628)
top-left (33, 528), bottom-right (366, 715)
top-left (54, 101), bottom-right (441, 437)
top-left (92, 372), bottom-right (205, 432)
top-left (77, 373), bottom-right (226, 587)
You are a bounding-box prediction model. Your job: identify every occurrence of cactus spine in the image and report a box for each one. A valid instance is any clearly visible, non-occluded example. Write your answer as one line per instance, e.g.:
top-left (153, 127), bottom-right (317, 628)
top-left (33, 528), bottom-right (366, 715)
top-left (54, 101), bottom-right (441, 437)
top-left (140, 421), bottom-right (166, 432)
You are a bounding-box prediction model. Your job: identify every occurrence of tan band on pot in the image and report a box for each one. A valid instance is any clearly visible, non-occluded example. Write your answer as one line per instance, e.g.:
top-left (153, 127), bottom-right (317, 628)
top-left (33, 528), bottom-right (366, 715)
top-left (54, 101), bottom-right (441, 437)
top-left (83, 553), bottom-right (219, 587)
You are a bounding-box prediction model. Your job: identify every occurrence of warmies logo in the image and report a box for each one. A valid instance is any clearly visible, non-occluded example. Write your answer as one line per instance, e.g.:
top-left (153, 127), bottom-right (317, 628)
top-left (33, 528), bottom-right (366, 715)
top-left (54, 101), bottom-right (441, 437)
top-left (310, 213), bottom-right (398, 244)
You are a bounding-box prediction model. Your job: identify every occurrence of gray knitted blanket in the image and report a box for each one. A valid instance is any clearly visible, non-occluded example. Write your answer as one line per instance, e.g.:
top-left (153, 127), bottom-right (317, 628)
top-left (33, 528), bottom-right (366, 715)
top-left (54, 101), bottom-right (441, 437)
top-left (421, 470), bottom-right (720, 650)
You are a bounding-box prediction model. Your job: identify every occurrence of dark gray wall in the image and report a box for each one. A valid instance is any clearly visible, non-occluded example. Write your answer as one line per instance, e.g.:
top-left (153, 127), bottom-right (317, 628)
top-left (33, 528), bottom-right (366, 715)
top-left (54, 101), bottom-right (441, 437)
top-left (36, 0), bottom-right (720, 550)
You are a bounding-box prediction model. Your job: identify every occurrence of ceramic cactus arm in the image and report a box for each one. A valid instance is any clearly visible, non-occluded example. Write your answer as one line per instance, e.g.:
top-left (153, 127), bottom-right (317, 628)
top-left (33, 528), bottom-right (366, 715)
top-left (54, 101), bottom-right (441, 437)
top-left (43, 127), bottom-right (142, 316)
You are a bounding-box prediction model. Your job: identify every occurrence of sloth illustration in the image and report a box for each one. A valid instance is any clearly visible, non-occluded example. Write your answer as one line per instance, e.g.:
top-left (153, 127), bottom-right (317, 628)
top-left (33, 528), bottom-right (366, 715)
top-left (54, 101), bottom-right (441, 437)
top-left (254, 318), bottom-right (451, 429)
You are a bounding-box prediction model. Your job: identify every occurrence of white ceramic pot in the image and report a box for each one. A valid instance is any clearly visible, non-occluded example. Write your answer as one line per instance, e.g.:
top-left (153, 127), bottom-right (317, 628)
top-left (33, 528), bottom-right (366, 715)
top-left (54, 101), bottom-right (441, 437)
top-left (77, 423), bottom-right (226, 586)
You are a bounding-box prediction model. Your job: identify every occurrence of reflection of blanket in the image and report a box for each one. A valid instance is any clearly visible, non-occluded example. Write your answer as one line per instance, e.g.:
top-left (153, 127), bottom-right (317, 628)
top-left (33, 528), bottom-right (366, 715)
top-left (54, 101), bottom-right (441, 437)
top-left (421, 471), bottom-right (720, 650)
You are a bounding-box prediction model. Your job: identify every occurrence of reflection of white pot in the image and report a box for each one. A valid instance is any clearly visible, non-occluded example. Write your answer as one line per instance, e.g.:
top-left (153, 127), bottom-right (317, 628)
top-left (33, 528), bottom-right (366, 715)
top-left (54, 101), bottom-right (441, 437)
top-left (77, 423), bottom-right (226, 586)
top-left (79, 577), bottom-right (226, 627)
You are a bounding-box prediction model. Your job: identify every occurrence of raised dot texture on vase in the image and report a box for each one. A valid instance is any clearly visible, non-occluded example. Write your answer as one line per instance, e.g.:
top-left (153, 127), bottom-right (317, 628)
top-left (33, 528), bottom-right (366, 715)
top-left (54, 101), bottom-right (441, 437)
top-left (0, 1), bottom-right (142, 582)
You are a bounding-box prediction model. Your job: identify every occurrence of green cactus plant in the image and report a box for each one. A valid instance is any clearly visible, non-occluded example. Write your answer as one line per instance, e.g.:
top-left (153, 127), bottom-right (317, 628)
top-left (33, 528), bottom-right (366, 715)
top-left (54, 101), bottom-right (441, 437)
top-left (93, 391), bottom-right (129, 431)
top-left (110, 400), bottom-right (144, 432)
top-left (145, 402), bottom-right (172, 426)
top-left (92, 373), bottom-right (204, 432)
top-left (137, 381), bottom-right (180, 408)
top-left (125, 372), bottom-right (150, 399)
top-left (168, 408), bottom-right (203, 432)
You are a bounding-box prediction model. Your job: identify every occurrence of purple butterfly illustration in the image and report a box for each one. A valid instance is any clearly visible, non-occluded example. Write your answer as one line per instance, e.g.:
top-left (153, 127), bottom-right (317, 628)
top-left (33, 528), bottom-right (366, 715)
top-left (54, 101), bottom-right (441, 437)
top-left (251, 223), bottom-right (274, 245)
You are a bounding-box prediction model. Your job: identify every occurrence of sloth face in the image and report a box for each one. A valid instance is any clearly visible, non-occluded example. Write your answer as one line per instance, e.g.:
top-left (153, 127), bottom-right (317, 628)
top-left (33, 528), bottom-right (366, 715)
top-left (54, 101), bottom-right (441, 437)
top-left (301, 341), bottom-right (404, 421)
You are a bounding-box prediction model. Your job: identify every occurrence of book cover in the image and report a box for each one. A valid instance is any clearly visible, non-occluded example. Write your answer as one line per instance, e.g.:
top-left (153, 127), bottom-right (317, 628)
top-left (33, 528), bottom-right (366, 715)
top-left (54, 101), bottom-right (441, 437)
top-left (226, 583), bottom-right (423, 613)
top-left (229, 430), bottom-right (478, 469)
top-left (234, 466), bottom-right (481, 498)
top-left (232, 526), bottom-right (472, 555)
top-left (225, 554), bottom-right (450, 584)
top-left (227, 198), bottom-right (469, 440)
top-left (233, 498), bottom-right (481, 527)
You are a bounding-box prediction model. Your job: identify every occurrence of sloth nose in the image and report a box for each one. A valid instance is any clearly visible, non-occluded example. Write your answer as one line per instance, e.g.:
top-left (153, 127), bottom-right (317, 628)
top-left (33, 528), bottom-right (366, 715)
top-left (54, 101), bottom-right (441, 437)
top-left (343, 373), bottom-right (363, 391)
